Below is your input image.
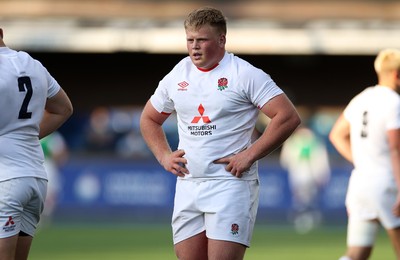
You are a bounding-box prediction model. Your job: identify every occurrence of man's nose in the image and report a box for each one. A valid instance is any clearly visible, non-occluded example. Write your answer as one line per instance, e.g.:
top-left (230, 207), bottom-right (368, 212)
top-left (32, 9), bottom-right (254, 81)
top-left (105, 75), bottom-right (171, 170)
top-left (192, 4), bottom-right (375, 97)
top-left (192, 40), bottom-right (200, 49)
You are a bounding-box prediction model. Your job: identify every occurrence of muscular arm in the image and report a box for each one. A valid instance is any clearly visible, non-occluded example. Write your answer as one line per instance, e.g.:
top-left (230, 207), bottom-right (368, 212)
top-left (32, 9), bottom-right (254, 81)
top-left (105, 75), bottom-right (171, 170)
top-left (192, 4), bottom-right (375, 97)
top-left (39, 88), bottom-right (73, 139)
top-left (140, 100), bottom-right (188, 176)
top-left (329, 113), bottom-right (353, 163)
top-left (215, 93), bottom-right (301, 177)
top-left (247, 94), bottom-right (301, 162)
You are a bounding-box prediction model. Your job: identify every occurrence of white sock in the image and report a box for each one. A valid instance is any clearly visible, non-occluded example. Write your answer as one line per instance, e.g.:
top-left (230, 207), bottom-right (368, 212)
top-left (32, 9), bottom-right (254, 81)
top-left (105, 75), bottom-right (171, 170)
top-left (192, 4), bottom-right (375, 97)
top-left (338, 256), bottom-right (352, 260)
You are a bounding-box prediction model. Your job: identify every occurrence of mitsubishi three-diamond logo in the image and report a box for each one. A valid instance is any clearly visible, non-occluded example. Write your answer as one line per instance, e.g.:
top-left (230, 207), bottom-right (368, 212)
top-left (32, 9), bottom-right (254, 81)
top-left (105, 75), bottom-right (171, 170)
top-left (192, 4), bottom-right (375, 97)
top-left (188, 104), bottom-right (216, 136)
top-left (3, 216), bottom-right (16, 232)
top-left (191, 104), bottom-right (211, 123)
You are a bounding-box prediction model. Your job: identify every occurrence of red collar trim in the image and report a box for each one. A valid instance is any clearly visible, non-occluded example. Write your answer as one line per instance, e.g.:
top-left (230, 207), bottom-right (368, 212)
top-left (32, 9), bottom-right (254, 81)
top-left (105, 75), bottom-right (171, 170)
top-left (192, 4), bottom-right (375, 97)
top-left (197, 63), bottom-right (219, 72)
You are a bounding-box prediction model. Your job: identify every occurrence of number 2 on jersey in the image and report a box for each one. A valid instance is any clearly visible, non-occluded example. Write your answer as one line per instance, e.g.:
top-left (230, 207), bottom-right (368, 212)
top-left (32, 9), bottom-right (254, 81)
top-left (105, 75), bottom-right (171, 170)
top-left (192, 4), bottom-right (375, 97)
top-left (18, 76), bottom-right (33, 119)
top-left (361, 111), bottom-right (368, 138)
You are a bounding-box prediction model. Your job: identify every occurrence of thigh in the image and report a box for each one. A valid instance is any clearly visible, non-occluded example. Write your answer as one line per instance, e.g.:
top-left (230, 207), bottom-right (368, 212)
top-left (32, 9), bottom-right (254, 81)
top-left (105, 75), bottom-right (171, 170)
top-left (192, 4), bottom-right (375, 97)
top-left (15, 235), bottom-right (33, 260)
top-left (21, 178), bottom-right (46, 237)
top-left (0, 235), bottom-right (19, 260)
top-left (347, 218), bottom-right (379, 247)
top-left (346, 218), bottom-right (378, 260)
top-left (208, 239), bottom-right (246, 260)
top-left (0, 179), bottom-right (22, 238)
top-left (0, 178), bottom-right (46, 239)
top-left (377, 186), bottom-right (400, 229)
top-left (174, 231), bottom-right (208, 260)
top-left (203, 179), bottom-right (259, 247)
top-left (386, 227), bottom-right (400, 259)
top-left (172, 180), bottom-right (205, 245)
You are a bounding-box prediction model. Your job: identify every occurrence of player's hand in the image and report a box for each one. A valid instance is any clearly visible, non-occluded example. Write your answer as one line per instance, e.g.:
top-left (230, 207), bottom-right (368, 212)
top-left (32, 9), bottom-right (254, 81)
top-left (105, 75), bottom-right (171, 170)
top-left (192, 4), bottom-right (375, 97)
top-left (160, 149), bottom-right (189, 177)
top-left (213, 151), bottom-right (253, 178)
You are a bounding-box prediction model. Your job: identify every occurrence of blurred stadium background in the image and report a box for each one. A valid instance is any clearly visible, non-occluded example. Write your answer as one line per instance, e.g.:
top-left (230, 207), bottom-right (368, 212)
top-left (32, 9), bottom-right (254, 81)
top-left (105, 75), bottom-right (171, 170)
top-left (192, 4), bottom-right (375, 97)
top-left (1, 0), bottom-right (400, 258)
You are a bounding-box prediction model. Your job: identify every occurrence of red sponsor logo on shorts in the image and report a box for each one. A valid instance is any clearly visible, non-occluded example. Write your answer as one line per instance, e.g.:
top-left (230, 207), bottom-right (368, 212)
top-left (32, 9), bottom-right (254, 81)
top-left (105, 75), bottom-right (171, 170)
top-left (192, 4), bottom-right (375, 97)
top-left (3, 216), bottom-right (16, 232)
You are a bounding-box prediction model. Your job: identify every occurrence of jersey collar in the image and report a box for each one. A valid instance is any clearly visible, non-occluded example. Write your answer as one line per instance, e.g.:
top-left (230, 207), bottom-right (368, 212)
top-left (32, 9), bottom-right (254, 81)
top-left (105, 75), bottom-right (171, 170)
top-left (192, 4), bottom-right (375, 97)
top-left (197, 63), bottom-right (219, 72)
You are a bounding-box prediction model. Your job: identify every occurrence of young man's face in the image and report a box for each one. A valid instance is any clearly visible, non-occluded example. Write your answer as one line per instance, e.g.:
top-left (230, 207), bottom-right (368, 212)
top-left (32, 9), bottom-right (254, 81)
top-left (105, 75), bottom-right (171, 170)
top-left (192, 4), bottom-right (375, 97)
top-left (185, 25), bottom-right (225, 70)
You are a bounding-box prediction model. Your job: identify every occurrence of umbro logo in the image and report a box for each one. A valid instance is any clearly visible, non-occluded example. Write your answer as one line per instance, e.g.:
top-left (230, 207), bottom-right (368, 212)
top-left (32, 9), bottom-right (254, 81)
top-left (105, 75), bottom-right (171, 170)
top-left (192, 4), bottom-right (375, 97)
top-left (178, 81), bottom-right (189, 91)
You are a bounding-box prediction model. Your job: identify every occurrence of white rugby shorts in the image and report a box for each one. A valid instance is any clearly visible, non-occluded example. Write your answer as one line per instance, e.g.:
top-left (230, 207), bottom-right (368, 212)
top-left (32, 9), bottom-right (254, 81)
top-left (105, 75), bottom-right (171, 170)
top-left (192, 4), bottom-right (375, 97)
top-left (0, 177), bottom-right (47, 238)
top-left (172, 178), bottom-right (259, 247)
top-left (346, 172), bottom-right (400, 229)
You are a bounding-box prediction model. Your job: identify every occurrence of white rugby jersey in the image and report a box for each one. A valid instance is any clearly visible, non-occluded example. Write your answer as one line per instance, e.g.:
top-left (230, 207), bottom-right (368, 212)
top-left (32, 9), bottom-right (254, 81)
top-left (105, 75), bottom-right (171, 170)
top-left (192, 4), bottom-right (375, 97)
top-left (150, 52), bottom-right (283, 180)
top-left (0, 47), bottom-right (61, 181)
top-left (344, 85), bottom-right (400, 183)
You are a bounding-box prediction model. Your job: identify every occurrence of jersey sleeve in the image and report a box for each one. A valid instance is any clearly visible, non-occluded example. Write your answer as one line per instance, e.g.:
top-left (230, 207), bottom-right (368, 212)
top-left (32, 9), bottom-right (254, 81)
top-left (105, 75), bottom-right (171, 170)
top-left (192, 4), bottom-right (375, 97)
top-left (245, 67), bottom-right (283, 109)
top-left (33, 57), bottom-right (61, 99)
top-left (343, 91), bottom-right (361, 122)
top-left (343, 100), bottom-right (354, 121)
top-left (150, 76), bottom-right (175, 114)
top-left (385, 95), bottom-right (400, 130)
top-left (46, 71), bottom-right (61, 98)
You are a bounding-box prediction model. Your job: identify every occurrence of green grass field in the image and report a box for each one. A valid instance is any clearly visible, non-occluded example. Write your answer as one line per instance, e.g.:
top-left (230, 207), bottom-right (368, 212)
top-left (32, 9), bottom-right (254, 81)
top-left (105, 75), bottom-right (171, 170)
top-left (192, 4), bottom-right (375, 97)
top-left (29, 223), bottom-right (394, 260)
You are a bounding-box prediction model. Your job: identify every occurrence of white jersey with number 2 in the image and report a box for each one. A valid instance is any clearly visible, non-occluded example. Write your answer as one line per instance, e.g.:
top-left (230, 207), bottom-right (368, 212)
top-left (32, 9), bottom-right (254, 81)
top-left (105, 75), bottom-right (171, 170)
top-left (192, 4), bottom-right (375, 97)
top-left (0, 47), bottom-right (61, 181)
top-left (150, 52), bottom-right (283, 180)
top-left (344, 85), bottom-right (400, 226)
top-left (345, 85), bottom-right (400, 183)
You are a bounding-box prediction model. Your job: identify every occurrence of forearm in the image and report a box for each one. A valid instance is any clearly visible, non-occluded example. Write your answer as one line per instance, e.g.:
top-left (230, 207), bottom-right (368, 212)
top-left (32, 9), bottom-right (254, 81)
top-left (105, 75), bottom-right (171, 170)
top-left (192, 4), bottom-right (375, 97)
top-left (39, 109), bottom-right (72, 139)
top-left (140, 118), bottom-right (172, 165)
top-left (331, 139), bottom-right (353, 163)
top-left (39, 88), bottom-right (73, 139)
top-left (247, 111), bottom-right (300, 163)
top-left (329, 114), bottom-right (353, 163)
top-left (391, 149), bottom-right (400, 191)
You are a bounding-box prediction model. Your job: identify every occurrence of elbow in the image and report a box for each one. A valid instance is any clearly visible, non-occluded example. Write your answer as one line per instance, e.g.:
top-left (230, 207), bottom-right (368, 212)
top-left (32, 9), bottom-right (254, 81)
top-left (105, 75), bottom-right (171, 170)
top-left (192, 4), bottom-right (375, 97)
top-left (63, 103), bottom-right (74, 121)
top-left (328, 132), bottom-right (334, 145)
top-left (284, 113), bottom-right (301, 138)
top-left (328, 130), bottom-right (338, 146)
top-left (290, 113), bottom-right (302, 131)
top-left (294, 114), bottom-right (302, 129)
top-left (67, 105), bottom-right (73, 118)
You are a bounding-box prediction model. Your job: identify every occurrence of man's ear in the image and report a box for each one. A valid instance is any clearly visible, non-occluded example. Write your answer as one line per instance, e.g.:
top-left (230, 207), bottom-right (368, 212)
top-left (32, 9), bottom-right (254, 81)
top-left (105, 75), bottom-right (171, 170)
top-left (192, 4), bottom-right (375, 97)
top-left (219, 34), bottom-right (226, 46)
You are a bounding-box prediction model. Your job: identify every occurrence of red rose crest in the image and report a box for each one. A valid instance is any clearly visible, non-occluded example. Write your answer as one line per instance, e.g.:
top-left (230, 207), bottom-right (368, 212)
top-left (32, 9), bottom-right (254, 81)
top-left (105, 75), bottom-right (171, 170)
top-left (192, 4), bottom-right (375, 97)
top-left (217, 77), bottom-right (228, 91)
top-left (231, 223), bottom-right (239, 235)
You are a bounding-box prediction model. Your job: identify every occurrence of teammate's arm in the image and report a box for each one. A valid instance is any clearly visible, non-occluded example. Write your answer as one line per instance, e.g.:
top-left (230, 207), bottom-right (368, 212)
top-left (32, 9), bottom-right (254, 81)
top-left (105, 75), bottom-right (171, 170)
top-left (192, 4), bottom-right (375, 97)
top-left (329, 113), bottom-right (353, 163)
top-left (39, 88), bottom-right (73, 139)
top-left (140, 100), bottom-right (188, 176)
top-left (388, 128), bottom-right (400, 217)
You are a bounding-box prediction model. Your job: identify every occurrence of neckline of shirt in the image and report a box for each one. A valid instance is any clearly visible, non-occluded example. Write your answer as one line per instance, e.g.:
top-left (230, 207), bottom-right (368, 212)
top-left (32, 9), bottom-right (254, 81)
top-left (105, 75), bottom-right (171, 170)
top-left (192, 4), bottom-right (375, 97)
top-left (197, 62), bottom-right (219, 72)
top-left (195, 52), bottom-right (228, 72)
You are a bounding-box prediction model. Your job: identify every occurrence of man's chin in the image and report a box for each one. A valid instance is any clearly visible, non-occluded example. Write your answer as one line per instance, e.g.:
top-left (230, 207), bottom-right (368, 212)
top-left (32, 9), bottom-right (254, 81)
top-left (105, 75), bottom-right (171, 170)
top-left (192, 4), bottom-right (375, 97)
top-left (192, 60), bottom-right (204, 67)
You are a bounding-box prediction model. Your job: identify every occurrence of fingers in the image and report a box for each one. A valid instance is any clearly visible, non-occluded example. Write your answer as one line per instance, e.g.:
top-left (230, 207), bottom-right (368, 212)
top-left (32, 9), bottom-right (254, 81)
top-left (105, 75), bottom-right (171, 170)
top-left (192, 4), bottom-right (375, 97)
top-left (175, 149), bottom-right (186, 157)
top-left (171, 168), bottom-right (186, 177)
top-left (214, 157), bottom-right (244, 178)
top-left (393, 205), bottom-right (400, 217)
top-left (168, 149), bottom-right (189, 177)
top-left (213, 157), bottom-right (229, 164)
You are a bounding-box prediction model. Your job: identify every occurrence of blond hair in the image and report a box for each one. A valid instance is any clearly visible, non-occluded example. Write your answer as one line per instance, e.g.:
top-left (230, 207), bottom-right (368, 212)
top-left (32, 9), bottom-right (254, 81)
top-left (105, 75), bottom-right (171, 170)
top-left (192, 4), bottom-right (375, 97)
top-left (184, 7), bottom-right (227, 35)
top-left (374, 48), bottom-right (400, 74)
